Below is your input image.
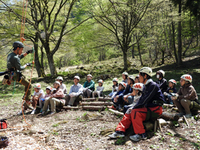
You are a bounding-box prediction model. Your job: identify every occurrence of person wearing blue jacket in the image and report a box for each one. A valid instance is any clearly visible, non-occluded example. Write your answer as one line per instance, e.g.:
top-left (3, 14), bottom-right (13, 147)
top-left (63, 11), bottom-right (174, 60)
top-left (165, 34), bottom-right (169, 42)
top-left (108, 67), bottom-right (165, 142)
top-left (108, 82), bottom-right (127, 110)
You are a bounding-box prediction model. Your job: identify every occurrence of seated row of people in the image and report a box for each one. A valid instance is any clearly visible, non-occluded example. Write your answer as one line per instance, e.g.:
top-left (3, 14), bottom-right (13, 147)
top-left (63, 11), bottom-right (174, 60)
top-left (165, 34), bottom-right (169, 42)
top-left (108, 67), bottom-right (199, 142)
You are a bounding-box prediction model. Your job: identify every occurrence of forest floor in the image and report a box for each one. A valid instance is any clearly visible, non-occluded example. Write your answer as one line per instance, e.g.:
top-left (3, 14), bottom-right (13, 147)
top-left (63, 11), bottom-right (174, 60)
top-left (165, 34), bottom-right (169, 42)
top-left (1, 55), bottom-right (200, 149)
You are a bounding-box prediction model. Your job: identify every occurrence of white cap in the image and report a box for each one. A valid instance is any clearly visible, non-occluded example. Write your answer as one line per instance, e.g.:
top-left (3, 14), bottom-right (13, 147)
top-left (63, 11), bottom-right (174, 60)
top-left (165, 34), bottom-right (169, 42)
top-left (132, 83), bottom-right (144, 91)
top-left (112, 78), bottom-right (118, 82)
top-left (157, 70), bottom-right (165, 77)
top-left (139, 67), bottom-right (152, 77)
top-left (74, 76), bottom-right (80, 81)
top-left (46, 86), bottom-right (53, 91)
top-left (33, 83), bottom-right (41, 89)
top-left (56, 76), bottom-right (63, 81)
top-left (119, 82), bottom-right (127, 88)
top-left (54, 81), bottom-right (61, 86)
top-left (98, 79), bottom-right (103, 84)
top-left (169, 79), bottom-right (177, 85)
top-left (181, 74), bottom-right (192, 83)
top-left (122, 72), bottom-right (128, 76)
top-left (87, 74), bottom-right (92, 78)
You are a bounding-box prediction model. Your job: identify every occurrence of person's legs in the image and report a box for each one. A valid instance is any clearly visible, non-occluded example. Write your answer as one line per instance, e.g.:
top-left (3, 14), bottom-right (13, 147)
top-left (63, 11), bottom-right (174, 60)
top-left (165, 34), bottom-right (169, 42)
top-left (116, 113), bottom-right (132, 132)
top-left (50, 98), bottom-right (64, 112)
top-left (65, 94), bottom-right (70, 105)
top-left (43, 98), bottom-right (50, 112)
top-left (86, 89), bottom-right (92, 98)
top-left (68, 97), bottom-right (76, 106)
top-left (173, 99), bottom-right (184, 114)
top-left (20, 75), bottom-right (32, 101)
top-left (180, 99), bottom-right (191, 115)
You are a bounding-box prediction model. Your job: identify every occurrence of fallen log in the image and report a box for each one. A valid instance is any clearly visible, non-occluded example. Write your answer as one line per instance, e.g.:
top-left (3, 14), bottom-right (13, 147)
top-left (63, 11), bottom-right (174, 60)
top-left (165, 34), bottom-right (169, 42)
top-left (159, 112), bottom-right (180, 121)
top-left (98, 97), bottom-right (112, 102)
top-left (82, 106), bottom-right (105, 111)
top-left (82, 98), bottom-right (96, 101)
top-left (108, 109), bottom-right (124, 116)
top-left (63, 106), bottom-right (79, 110)
top-left (80, 101), bottom-right (113, 106)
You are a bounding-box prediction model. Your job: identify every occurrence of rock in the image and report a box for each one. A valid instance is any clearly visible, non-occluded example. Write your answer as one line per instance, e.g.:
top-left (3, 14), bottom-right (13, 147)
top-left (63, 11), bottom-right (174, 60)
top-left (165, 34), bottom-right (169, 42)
top-left (178, 118), bottom-right (184, 123)
top-left (125, 140), bottom-right (132, 146)
top-left (167, 129), bottom-right (178, 136)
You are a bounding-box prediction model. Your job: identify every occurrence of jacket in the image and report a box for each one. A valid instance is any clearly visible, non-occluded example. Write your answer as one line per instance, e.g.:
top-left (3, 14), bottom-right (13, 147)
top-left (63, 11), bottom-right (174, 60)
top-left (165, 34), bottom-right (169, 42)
top-left (177, 83), bottom-right (198, 101)
top-left (134, 79), bottom-right (165, 108)
top-left (166, 87), bottom-right (177, 94)
top-left (119, 84), bottom-right (133, 99)
top-left (83, 80), bottom-right (95, 91)
top-left (52, 88), bottom-right (65, 100)
top-left (156, 78), bottom-right (168, 93)
top-left (7, 52), bottom-right (25, 71)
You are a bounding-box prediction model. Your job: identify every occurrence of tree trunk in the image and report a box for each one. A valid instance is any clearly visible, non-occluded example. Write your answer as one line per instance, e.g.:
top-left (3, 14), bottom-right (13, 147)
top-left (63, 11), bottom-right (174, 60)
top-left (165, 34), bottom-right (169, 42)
top-left (177, 1), bottom-right (182, 66)
top-left (123, 50), bottom-right (128, 71)
top-left (34, 33), bottom-right (45, 77)
top-left (136, 35), bottom-right (143, 66)
top-left (161, 50), bottom-right (164, 64)
top-left (172, 21), bottom-right (178, 63)
top-left (132, 45), bottom-right (135, 58)
top-left (47, 54), bottom-right (57, 76)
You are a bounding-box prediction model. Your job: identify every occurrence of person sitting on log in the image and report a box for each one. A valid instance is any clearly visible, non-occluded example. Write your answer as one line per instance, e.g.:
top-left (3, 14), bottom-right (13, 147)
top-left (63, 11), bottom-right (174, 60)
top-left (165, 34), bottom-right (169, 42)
top-left (156, 70), bottom-right (168, 93)
top-left (108, 82), bottom-right (126, 110)
top-left (163, 79), bottom-right (177, 104)
top-left (108, 78), bottom-right (118, 98)
top-left (122, 75), bottom-right (135, 107)
top-left (172, 74), bottom-right (198, 118)
top-left (40, 86), bottom-right (53, 113)
top-left (122, 72), bottom-right (128, 83)
top-left (108, 67), bottom-right (165, 142)
top-left (42, 81), bottom-right (65, 115)
top-left (123, 83), bottom-right (144, 114)
top-left (56, 76), bottom-right (67, 95)
top-left (82, 74), bottom-right (95, 98)
top-left (66, 76), bottom-right (83, 107)
top-left (134, 75), bottom-right (140, 83)
top-left (92, 79), bottom-right (104, 98)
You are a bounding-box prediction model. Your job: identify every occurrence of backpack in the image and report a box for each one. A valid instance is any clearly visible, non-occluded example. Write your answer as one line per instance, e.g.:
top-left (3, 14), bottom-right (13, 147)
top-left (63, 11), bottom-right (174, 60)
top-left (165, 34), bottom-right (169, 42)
top-left (0, 119), bottom-right (7, 129)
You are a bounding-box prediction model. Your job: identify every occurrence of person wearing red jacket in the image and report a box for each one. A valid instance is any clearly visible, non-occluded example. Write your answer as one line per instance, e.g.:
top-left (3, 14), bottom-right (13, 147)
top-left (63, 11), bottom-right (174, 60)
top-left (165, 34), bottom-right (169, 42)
top-left (42, 81), bottom-right (65, 115)
top-left (108, 67), bottom-right (165, 142)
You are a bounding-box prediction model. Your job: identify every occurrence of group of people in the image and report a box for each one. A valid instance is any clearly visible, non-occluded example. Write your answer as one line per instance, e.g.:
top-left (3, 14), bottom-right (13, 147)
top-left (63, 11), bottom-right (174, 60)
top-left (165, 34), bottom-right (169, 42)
top-left (5, 41), bottom-right (200, 142)
top-left (108, 67), bottom-right (199, 142)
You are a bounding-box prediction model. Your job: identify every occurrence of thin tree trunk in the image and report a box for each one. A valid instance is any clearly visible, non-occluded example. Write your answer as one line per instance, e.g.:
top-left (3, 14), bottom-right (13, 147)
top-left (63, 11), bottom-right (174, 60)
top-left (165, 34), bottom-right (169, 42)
top-left (123, 50), bottom-right (128, 71)
top-left (172, 21), bottom-right (178, 63)
top-left (132, 45), bottom-right (135, 58)
top-left (136, 35), bottom-right (143, 66)
top-left (177, 1), bottom-right (182, 66)
top-left (47, 54), bottom-right (57, 76)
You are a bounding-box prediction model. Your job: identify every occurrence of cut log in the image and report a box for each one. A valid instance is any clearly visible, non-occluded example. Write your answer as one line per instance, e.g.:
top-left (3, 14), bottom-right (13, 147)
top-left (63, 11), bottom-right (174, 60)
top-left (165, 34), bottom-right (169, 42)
top-left (82, 106), bottom-right (105, 111)
top-left (159, 112), bottom-right (180, 121)
top-left (108, 109), bottom-right (123, 116)
top-left (98, 97), bottom-right (112, 102)
top-left (82, 98), bottom-right (96, 101)
top-left (63, 106), bottom-right (79, 110)
top-left (80, 101), bottom-right (113, 106)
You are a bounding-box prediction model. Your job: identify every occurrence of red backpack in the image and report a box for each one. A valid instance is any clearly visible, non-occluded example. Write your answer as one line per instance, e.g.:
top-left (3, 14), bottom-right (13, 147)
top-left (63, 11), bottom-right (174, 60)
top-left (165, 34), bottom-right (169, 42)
top-left (0, 119), bottom-right (7, 129)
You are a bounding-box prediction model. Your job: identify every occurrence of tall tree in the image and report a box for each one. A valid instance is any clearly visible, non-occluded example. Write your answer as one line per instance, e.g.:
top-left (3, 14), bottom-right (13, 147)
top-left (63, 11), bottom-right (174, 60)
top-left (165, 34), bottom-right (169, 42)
top-left (89, 0), bottom-right (151, 71)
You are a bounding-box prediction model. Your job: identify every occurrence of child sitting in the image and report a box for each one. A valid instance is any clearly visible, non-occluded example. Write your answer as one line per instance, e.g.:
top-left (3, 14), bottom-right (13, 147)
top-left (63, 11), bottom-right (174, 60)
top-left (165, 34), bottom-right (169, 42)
top-left (172, 74), bottom-right (198, 118)
top-left (108, 82), bottom-right (126, 110)
top-left (156, 70), bottom-right (168, 93)
top-left (123, 83), bottom-right (144, 114)
top-left (56, 76), bottom-right (67, 95)
top-left (31, 83), bottom-right (45, 114)
top-left (108, 78), bottom-right (118, 98)
top-left (122, 72), bottom-right (128, 83)
top-left (163, 79), bottom-right (177, 104)
top-left (92, 79), bottom-right (104, 98)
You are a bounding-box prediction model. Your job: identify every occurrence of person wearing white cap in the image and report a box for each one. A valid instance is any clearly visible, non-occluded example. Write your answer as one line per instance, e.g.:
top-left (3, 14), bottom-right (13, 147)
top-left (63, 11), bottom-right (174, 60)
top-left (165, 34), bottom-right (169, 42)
top-left (163, 79), bottom-right (177, 104)
top-left (42, 81), bottom-right (65, 115)
top-left (92, 79), bottom-right (104, 98)
top-left (122, 72), bottom-right (129, 83)
top-left (108, 78), bottom-right (119, 98)
top-left (156, 70), bottom-right (168, 93)
top-left (65, 76), bottom-right (83, 106)
top-left (56, 76), bottom-right (67, 95)
top-left (83, 74), bottom-right (95, 98)
top-left (172, 74), bottom-right (198, 118)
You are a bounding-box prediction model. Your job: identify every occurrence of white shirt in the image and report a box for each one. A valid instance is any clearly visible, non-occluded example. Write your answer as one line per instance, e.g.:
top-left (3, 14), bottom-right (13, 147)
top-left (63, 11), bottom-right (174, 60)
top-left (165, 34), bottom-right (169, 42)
top-left (60, 83), bottom-right (67, 94)
top-left (33, 89), bottom-right (45, 100)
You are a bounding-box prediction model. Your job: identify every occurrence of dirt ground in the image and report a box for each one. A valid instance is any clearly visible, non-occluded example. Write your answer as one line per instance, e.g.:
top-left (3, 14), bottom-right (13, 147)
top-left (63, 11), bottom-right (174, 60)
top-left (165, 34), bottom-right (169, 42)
top-left (1, 100), bottom-right (200, 150)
